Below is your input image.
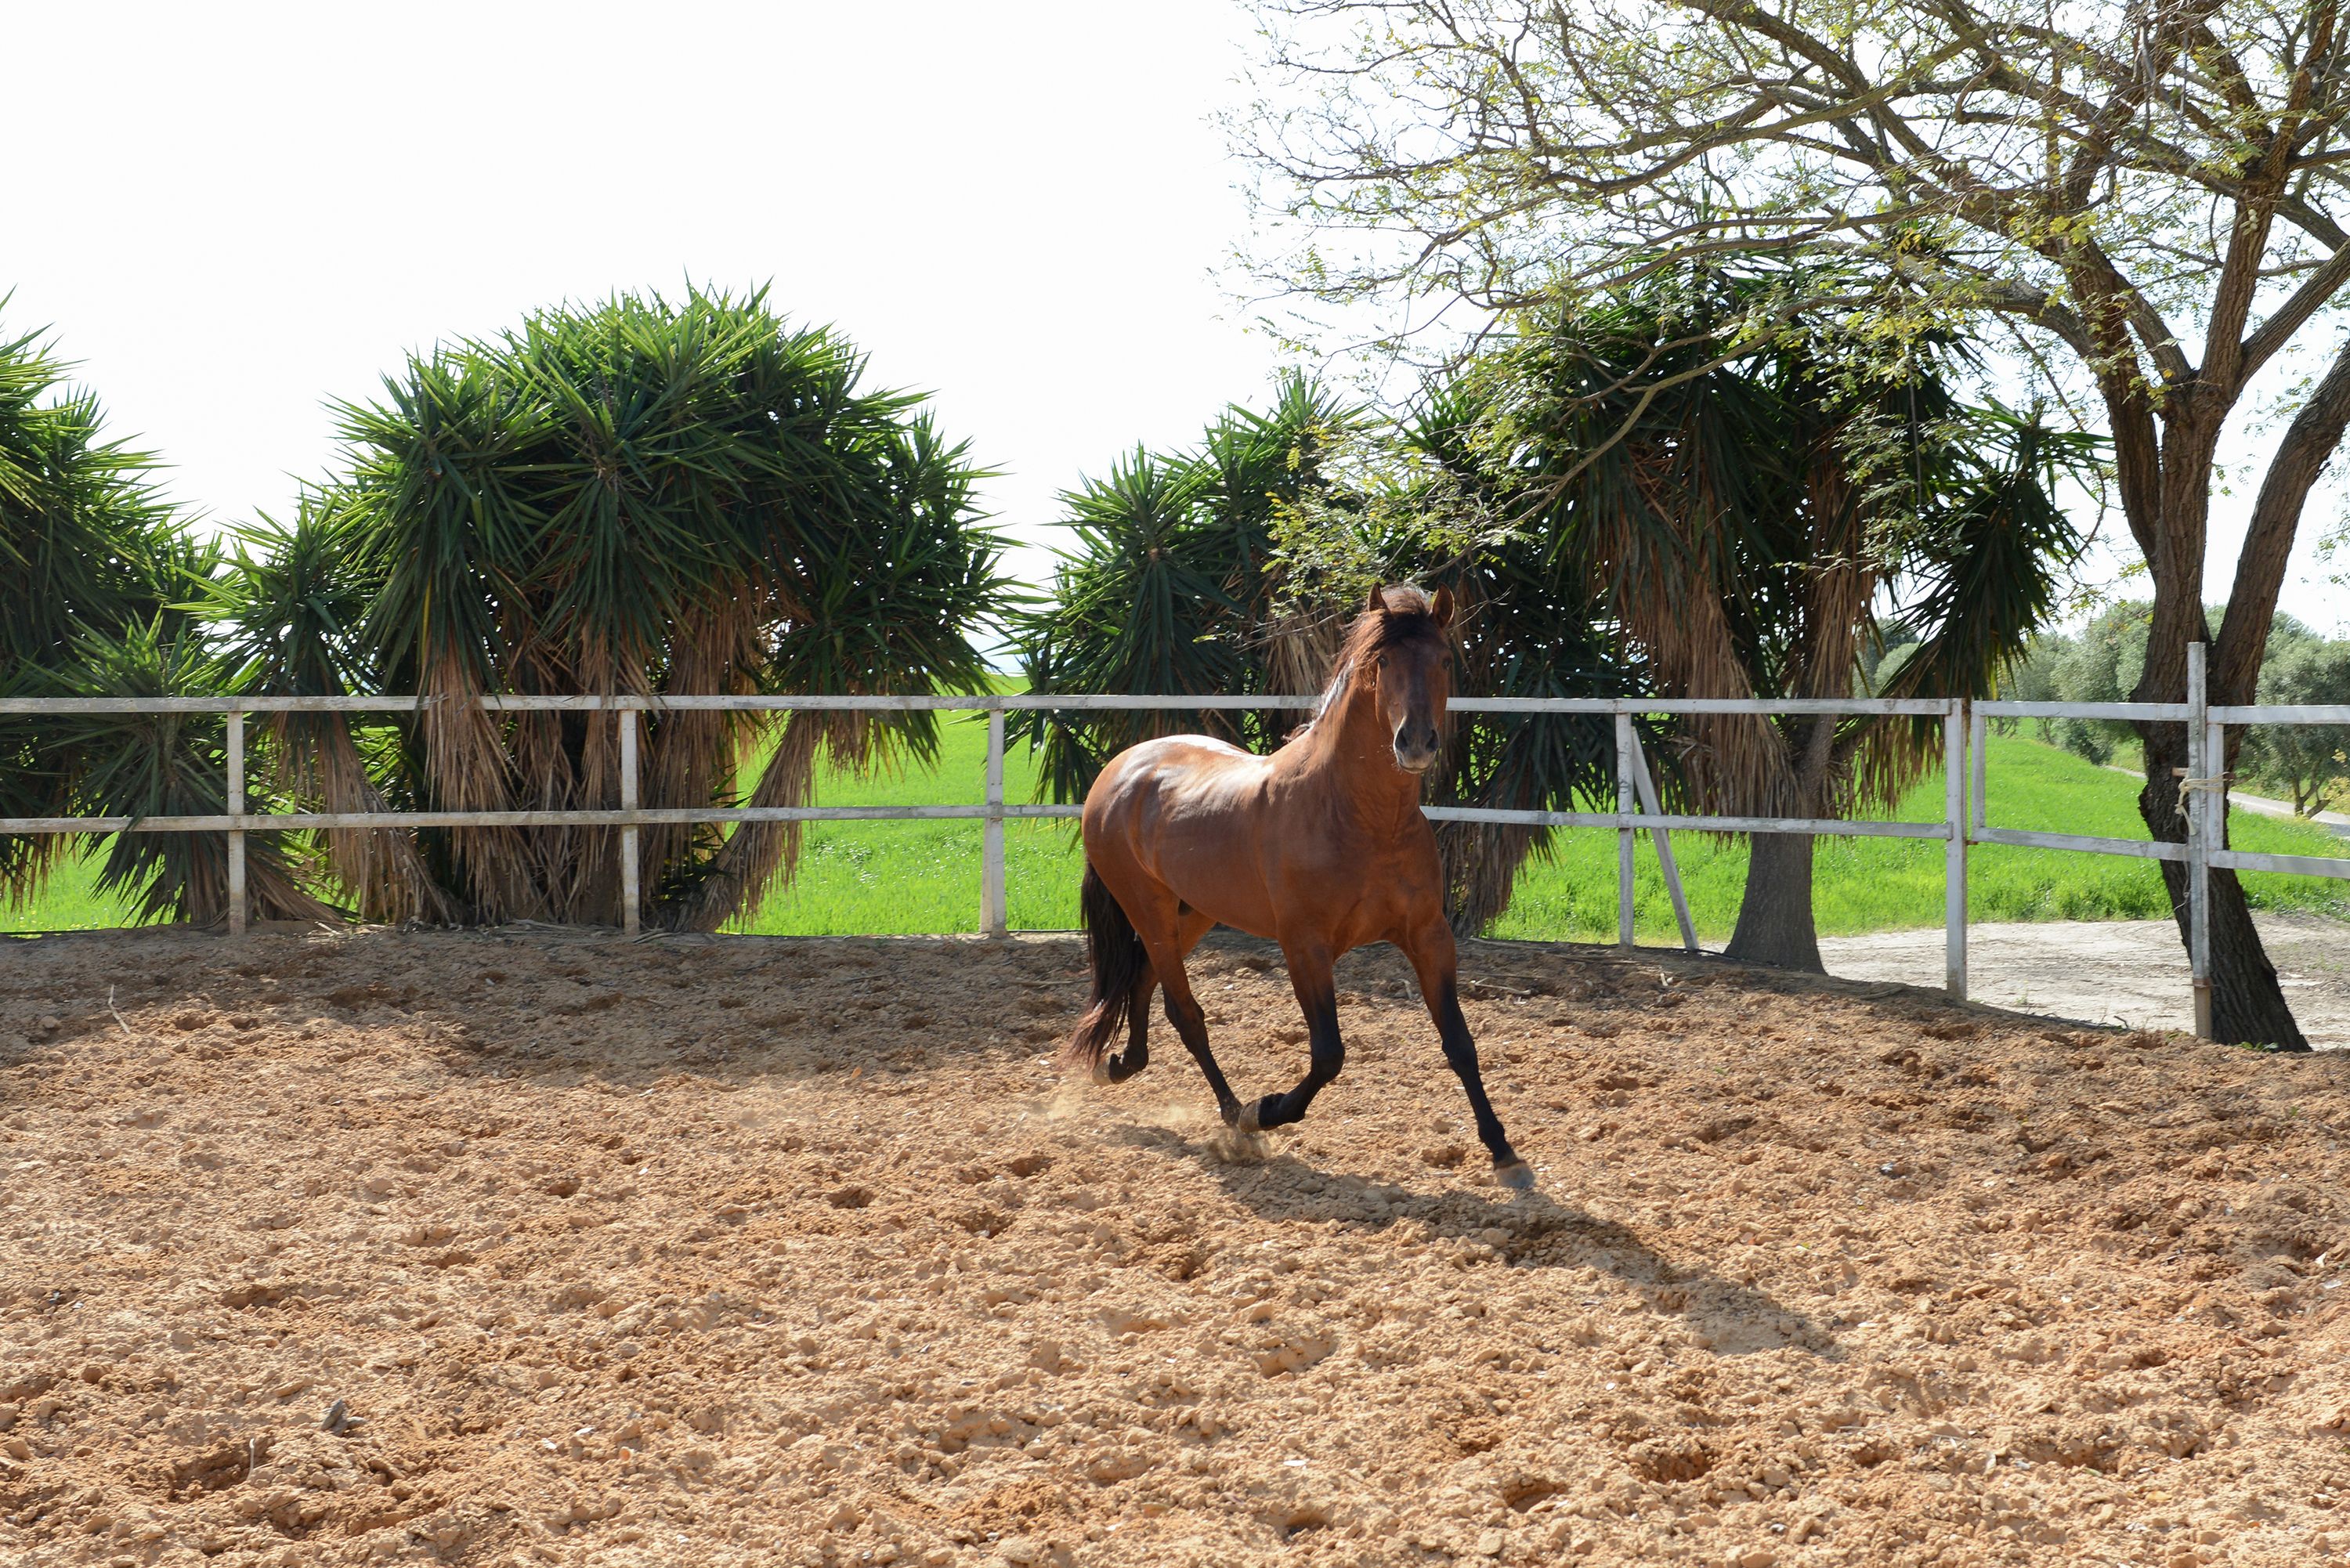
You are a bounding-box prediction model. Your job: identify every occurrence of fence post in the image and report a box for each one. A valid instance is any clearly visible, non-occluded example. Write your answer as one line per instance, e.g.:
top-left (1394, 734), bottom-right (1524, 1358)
top-left (618, 706), bottom-right (640, 939)
top-left (982, 708), bottom-right (1008, 939)
top-left (1625, 739), bottom-right (1697, 953)
top-left (2186, 643), bottom-right (2212, 1038)
top-left (1969, 703), bottom-right (1988, 833)
top-left (2203, 704), bottom-right (2228, 1034)
top-left (226, 707), bottom-right (246, 938)
top-left (1943, 700), bottom-right (1965, 1001)
top-left (1614, 710), bottom-right (1635, 949)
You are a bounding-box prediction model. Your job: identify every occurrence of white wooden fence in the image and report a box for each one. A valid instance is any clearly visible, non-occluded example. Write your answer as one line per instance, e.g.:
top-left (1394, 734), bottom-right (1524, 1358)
top-left (3, 642), bottom-right (2344, 1039)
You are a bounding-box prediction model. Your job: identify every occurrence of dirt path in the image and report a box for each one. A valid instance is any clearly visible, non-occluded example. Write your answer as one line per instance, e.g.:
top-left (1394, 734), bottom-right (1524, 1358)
top-left (1, 928), bottom-right (2347, 1568)
top-left (1820, 913), bottom-right (2350, 1048)
top-left (2101, 766), bottom-right (2349, 835)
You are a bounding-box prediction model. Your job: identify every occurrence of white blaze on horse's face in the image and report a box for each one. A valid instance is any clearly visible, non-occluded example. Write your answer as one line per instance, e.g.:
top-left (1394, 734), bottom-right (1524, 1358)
top-left (1370, 587), bottom-right (1456, 775)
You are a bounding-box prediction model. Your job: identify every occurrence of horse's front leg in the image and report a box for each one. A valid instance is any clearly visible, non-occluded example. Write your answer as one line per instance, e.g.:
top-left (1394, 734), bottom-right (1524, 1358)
top-left (1241, 943), bottom-right (1343, 1133)
top-left (1401, 919), bottom-right (1531, 1190)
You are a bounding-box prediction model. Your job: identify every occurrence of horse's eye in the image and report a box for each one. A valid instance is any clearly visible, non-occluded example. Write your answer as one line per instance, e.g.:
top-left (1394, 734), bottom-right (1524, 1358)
top-left (1374, 655), bottom-right (1386, 670)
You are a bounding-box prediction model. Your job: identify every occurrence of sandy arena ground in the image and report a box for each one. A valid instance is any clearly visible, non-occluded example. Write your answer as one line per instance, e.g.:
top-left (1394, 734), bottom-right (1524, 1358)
top-left (2, 927), bottom-right (2347, 1568)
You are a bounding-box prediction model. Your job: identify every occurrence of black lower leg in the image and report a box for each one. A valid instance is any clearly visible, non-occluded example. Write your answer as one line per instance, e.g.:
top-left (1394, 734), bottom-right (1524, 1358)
top-left (1102, 974), bottom-right (1154, 1082)
top-left (1162, 990), bottom-right (1242, 1123)
top-left (1433, 980), bottom-right (1521, 1169)
top-left (1404, 927), bottom-right (1528, 1188)
top-left (1248, 963), bottom-right (1342, 1130)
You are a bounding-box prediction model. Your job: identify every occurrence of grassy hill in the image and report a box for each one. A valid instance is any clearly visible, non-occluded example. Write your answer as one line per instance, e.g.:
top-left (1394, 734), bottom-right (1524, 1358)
top-left (7, 721), bottom-right (2343, 938)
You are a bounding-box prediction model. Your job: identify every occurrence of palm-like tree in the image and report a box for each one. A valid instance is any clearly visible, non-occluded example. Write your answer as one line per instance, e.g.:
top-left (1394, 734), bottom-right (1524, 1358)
top-left (1022, 280), bottom-right (2084, 955)
top-left (1383, 380), bottom-right (1640, 932)
top-left (215, 287), bottom-right (1010, 930)
top-left (1485, 271), bottom-right (2090, 968)
top-left (1015, 374), bottom-right (1633, 934)
top-left (0, 314), bottom-right (320, 926)
top-left (1015, 373), bottom-right (1358, 797)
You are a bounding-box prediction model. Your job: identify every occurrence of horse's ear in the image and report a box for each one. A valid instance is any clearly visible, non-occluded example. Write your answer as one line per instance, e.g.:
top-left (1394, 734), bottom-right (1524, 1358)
top-left (1430, 586), bottom-right (1455, 629)
top-left (1366, 584), bottom-right (1388, 618)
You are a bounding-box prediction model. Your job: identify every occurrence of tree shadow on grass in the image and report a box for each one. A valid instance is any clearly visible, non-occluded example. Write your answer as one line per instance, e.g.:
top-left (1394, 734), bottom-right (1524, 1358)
top-left (1107, 1119), bottom-right (1841, 1361)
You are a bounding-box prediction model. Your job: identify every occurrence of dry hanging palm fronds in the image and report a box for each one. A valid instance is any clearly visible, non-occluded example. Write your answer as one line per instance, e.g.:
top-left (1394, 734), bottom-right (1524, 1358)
top-left (1489, 264), bottom-right (2089, 962)
top-left (675, 709), bottom-right (836, 934)
top-left (212, 287), bottom-right (1013, 930)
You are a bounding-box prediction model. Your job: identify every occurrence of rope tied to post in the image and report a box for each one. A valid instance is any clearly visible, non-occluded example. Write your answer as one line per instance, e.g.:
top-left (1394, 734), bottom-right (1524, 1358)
top-left (2175, 772), bottom-right (2229, 821)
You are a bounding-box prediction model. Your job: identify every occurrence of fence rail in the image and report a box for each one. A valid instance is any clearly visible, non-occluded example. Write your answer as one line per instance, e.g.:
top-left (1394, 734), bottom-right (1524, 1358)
top-left (4, 648), bottom-right (2344, 1039)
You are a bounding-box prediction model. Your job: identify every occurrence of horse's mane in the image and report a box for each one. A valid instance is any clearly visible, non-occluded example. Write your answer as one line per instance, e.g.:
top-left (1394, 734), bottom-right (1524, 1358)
top-left (1289, 585), bottom-right (1449, 744)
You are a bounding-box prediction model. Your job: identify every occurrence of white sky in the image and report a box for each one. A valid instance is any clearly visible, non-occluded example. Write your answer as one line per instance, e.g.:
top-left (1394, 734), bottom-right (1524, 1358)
top-left (5, 1), bottom-right (1282, 605)
top-left (5, 1), bottom-right (2343, 638)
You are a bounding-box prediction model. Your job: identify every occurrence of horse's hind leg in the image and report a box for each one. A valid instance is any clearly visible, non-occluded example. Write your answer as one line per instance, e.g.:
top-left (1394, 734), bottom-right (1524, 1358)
top-left (1099, 968), bottom-right (1158, 1083)
top-left (1401, 917), bottom-right (1531, 1190)
top-left (1242, 942), bottom-right (1343, 1133)
top-left (1141, 909), bottom-right (1244, 1125)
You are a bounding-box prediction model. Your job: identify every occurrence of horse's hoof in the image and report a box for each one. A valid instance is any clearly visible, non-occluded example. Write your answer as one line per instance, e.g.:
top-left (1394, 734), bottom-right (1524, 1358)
top-left (1089, 1061), bottom-right (1115, 1086)
top-left (1236, 1100), bottom-right (1264, 1133)
top-left (1494, 1160), bottom-right (1535, 1193)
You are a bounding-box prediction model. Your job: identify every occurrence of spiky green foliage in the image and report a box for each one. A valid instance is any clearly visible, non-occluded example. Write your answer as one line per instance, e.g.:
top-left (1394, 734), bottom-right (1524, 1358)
top-left (0, 317), bottom-right (177, 900)
top-left (31, 618), bottom-right (329, 926)
top-left (1014, 373), bottom-right (1359, 800)
top-left (204, 500), bottom-right (454, 923)
top-left (1457, 268), bottom-right (2092, 963)
top-left (0, 325), bottom-right (179, 665)
top-left (1014, 372), bottom-right (1635, 933)
top-left (1030, 272), bottom-right (2088, 944)
top-left (0, 314), bottom-right (318, 923)
top-left (214, 287), bottom-right (1010, 930)
top-left (1380, 381), bottom-right (1643, 930)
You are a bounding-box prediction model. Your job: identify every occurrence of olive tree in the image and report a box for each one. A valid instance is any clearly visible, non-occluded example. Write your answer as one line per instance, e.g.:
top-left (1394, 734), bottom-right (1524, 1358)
top-left (2240, 626), bottom-right (2350, 814)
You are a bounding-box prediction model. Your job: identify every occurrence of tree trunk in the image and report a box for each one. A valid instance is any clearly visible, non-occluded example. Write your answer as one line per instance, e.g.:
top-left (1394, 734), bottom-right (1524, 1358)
top-left (1725, 832), bottom-right (1824, 970)
top-left (2139, 728), bottom-right (2309, 1050)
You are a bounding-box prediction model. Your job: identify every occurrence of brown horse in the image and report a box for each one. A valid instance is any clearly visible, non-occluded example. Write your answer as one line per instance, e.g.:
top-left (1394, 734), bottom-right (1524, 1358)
top-left (1062, 583), bottom-right (1531, 1190)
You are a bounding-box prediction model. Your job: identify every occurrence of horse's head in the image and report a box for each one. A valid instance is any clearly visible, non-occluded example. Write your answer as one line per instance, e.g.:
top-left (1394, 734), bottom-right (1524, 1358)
top-left (1357, 583), bottom-right (1455, 775)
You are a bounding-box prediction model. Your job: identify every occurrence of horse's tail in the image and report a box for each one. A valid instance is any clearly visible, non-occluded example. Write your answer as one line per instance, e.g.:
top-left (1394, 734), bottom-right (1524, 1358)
top-left (1063, 861), bottom-right (1148, 1075)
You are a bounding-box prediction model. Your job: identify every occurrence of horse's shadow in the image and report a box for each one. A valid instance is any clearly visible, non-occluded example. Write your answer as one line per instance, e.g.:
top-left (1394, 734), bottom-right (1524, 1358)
top-left (1108, 1120), bottom-right (1841, 1361)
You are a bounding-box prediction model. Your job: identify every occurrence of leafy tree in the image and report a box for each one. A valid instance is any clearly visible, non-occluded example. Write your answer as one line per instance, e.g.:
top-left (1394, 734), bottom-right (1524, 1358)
top-left (2045, 602), bottom-right (2159, 767)
top-left (216, 287), bottom-right (1010, 930)
top-left (2026, 606), bottom-right (2341, 815)
top-left (1238, 0), bottom-right (2350, 1041)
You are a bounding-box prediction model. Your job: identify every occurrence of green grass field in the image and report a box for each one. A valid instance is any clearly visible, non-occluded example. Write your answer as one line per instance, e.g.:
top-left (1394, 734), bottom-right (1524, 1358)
top-left (7, 723), bottom-right (2344, 938)
top-left (0, 855), bottom-right (136, 931)
top-left (736, 718), bottom-right (2349, 940)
